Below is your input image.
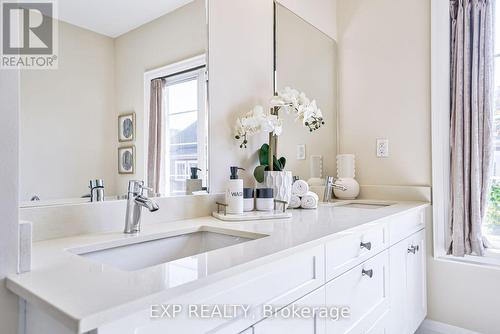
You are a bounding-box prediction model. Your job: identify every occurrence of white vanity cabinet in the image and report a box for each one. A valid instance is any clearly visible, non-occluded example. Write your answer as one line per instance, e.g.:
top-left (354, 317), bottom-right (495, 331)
top-left (388, 229), bottom-right (427, 334)
top-left (16, 207), bottom-right (428, 334)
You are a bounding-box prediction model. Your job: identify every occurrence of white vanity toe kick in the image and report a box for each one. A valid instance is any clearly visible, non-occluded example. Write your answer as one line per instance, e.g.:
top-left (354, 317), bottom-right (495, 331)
top-left (6, 201), bottom-right (429, 333)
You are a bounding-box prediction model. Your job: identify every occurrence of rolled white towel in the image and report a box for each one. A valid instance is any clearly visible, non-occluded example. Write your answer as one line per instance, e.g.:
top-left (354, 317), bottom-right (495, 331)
top-left (301, 191), bottom-right (319, 209)
top-left (289, 195), bottom-right (301, 209)
top-left (292, 179), bottom-right (309, 197)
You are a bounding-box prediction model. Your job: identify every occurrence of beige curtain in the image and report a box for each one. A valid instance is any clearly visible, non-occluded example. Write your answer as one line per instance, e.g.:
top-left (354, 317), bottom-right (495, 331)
top-left (448, 0), bottom-right (494, 256)
top-left (148, 78), bottom-right (165, 196)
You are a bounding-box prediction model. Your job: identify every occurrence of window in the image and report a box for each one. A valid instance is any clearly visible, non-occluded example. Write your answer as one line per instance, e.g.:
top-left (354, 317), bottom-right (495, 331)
top-left (144, 55), bottom-right (208, 197)
top-left (484, 4), bottom-right (500, 249)
top-left (164, 69), bottom-right (207, 195)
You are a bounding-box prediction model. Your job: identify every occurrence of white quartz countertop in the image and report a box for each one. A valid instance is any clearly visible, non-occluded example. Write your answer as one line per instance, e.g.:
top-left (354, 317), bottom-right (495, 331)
top-left (7, 201), bottom-right (429, 333)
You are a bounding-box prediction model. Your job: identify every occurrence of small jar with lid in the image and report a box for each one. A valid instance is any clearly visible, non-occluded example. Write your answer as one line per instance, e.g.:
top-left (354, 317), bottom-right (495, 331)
top-left (243, 188), bottom-right (255, 212)
top-left (256, 188), bottom-right (274, 211)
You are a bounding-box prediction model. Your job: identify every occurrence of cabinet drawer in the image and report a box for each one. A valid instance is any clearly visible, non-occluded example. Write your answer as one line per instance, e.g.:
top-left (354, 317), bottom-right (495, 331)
top-left (326, 250), bottom-right (389, 334)
top-left (204, 245), bottom-right (325, 333)
top-left (325, 224), bottom-right (388, 280)
top-left (388, 209), bottom-right (425, 246)
top-left (99, 245), bottom-right (326, 334)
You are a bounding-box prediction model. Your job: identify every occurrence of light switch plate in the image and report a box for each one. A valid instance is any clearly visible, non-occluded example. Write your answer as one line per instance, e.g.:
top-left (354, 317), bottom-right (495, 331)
top-left (297, 144), bottom-right (306, 160)
top-left (376, 138), bottom-right (389, 157)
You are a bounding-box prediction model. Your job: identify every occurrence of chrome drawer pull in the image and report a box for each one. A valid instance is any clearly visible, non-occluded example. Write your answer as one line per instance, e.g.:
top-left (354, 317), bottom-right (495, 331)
top-left (360, 241), bottom-right (372, 250)
top-left (408, 245), bottom-right (419, 254)
top-left (362, 268), bottom-right (373, 278)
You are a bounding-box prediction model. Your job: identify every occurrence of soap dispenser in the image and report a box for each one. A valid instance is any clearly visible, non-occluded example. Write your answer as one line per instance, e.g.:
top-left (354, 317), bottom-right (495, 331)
top-left (186, 167), bottom-right (202, 195)
top-left (226, 166), bottom-right (245, 214)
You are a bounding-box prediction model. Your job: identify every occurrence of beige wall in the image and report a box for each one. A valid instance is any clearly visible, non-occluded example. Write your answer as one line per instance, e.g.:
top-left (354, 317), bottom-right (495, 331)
top-left (426, 241), bottom-right (500, 334)
top-left (0, 68), bottom-right (20, 334)
top-left (337, 1), bottom-right (500, 333)
top-left (20, 21), bottom-right (116, 201)
top-left (208, 0), bottom-right (274, 191)
top-left (276, 4), bottom-right (337, 180)
top-left (337, 0), bottom-right (431, 187)
top-left (278, 0), bottom-right (337, 40)
top-left (114, 0), bottom-right (206, 195)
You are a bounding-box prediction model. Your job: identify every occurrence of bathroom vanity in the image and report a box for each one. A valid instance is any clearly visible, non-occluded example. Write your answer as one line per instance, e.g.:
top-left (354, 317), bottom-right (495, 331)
top-left (8, 201), bottom-right (428, 334)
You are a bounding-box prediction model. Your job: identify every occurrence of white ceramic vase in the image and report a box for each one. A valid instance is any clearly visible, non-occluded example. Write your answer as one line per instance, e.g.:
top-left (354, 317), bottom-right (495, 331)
top-left (334, 154), bottom-right (360, 200)
top-left (264, 171), bottom-right (293, 209)
top-left (334, 177), bottom-right (360, 200)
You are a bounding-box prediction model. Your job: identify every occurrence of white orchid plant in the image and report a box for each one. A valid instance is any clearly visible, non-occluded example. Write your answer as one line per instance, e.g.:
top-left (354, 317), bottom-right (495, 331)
top-left (234, 87), bottom-right (324, 148)
top-left (234, 87), bottom-right (325, 182)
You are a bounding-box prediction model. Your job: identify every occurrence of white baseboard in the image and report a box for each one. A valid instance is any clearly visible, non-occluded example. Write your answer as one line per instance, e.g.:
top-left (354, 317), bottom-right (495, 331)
top-left (416, 320), bottom-right (482, 334)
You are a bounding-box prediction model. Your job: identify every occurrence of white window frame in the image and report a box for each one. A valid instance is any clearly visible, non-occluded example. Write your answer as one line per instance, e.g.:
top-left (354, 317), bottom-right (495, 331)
top-left (174, 161), bottom-right (188, 181)
top-left (431, 0), bottom-right (500, 268)
top-left (143, 54), bottom-right (207, 196)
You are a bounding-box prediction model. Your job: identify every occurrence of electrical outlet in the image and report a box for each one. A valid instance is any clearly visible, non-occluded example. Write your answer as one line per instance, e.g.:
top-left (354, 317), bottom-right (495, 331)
top-left (297, 144), bottom-right (306, 160)
top-left (376, 139), bottom-right (389, 157)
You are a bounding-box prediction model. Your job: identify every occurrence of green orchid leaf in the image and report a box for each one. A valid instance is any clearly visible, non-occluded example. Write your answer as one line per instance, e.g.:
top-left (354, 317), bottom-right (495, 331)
top-left (273, 156), bottom-right (284, 171)
top-left (259, 143), bottom-right (269, 166)
top-left (254, 165), bottom-right (267, 183)
top-left (279, 157), bottom-right (286, 170)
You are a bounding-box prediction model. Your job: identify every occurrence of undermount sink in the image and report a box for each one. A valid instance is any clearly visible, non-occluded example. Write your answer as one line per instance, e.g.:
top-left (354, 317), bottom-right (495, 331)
top-left (321, 200), bottom-right (396, 209)
top-left (338, 202), bottom-right (395, 209)
top-left (69, 227), bottom-right (268, 271)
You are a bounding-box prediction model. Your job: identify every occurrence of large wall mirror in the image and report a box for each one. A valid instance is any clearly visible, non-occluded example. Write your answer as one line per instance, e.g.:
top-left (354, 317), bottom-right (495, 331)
top-left (20, 0), bottom-right (208, 206)
top-left (274, 2), bottom-right (338, 182)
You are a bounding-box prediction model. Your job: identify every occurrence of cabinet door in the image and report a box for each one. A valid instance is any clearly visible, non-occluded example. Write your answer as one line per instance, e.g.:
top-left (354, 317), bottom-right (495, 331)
top-left (406, 230), bottom-right (426, 333)
top-left (252, 287), bottom-right (326, 334)
top-left (387, 229), bottom-right (426, 334)
top-left (387, 239), bottom-right (409, 334)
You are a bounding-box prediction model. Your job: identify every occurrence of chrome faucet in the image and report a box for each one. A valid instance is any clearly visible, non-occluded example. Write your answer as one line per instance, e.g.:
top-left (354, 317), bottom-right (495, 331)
top-left (324, 176), bottom-right (347, 202)
top-left (124, 180), bottom-right (159, 234)
top-left (89, 179), bottom-right (105, 202)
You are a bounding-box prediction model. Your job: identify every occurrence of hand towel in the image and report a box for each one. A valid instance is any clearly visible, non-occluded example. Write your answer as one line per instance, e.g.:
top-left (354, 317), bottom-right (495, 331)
top-left (301, 191), bottom-right (319, 209)
top-left (289, 195), bottom-right (301, 209)
top-left (292, 179), bottom-right (309, 197)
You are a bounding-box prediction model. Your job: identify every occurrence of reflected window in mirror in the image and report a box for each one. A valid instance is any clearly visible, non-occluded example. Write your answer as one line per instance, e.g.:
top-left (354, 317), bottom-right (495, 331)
top-left (18, 0), bottom-right (209, 207)
top-left (145, 56), bottom-right (208, 197)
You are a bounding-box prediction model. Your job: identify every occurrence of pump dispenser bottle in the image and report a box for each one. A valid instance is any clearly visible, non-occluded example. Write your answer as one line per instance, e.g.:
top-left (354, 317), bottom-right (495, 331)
top-left (226, 166), bottom-right (244, 214)
top-left (186, 167), bottom-right (202, 195)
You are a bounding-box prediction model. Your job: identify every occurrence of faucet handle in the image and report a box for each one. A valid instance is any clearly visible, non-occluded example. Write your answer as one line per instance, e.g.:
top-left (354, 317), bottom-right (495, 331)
top-left (140, 185), bottom-right (154, 196)
top-left (127, 180), bottom-right (144, 195)
top-left (325, 176), bottom-right (337, 185)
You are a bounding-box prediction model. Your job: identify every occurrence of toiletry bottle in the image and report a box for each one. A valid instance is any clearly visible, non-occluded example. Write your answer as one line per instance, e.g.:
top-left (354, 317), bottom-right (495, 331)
top-left (226, 166), bottom-right (245, 214)
top-left (243, 188), bottom-right (255, 212)
top-left (256, 188), bottom-right (274, 211)
top-left (186, 167), bottom-right (203, 195)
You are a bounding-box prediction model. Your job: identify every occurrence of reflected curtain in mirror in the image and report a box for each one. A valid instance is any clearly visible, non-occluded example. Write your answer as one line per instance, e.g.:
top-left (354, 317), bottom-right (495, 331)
top-left (148, 78), bottom-right (166, 196)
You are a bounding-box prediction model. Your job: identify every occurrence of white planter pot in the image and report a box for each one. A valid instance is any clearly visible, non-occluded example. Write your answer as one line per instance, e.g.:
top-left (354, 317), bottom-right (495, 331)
top-left (264, 171), bottom-right (293, 209)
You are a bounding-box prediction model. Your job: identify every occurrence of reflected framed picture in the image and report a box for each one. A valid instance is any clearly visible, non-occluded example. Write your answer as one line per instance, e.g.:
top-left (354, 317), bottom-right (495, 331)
top-left (118, 113), bottom-right (135, 142)
top-left (118, 146), bottom-right (135, 174)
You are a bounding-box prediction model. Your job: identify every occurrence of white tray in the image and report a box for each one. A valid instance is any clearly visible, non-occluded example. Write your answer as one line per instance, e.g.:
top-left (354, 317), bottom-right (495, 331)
top-left (212, 210), bottom-right (292, 222)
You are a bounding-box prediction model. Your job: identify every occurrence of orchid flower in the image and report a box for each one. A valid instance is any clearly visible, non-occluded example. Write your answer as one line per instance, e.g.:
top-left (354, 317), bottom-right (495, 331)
top-left (235, 87), bottom-right (325, 148)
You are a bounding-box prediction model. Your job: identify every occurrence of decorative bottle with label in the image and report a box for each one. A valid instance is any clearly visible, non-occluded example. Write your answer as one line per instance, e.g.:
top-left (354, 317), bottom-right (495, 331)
top-left (226, 166), bottom-right (245, 214)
